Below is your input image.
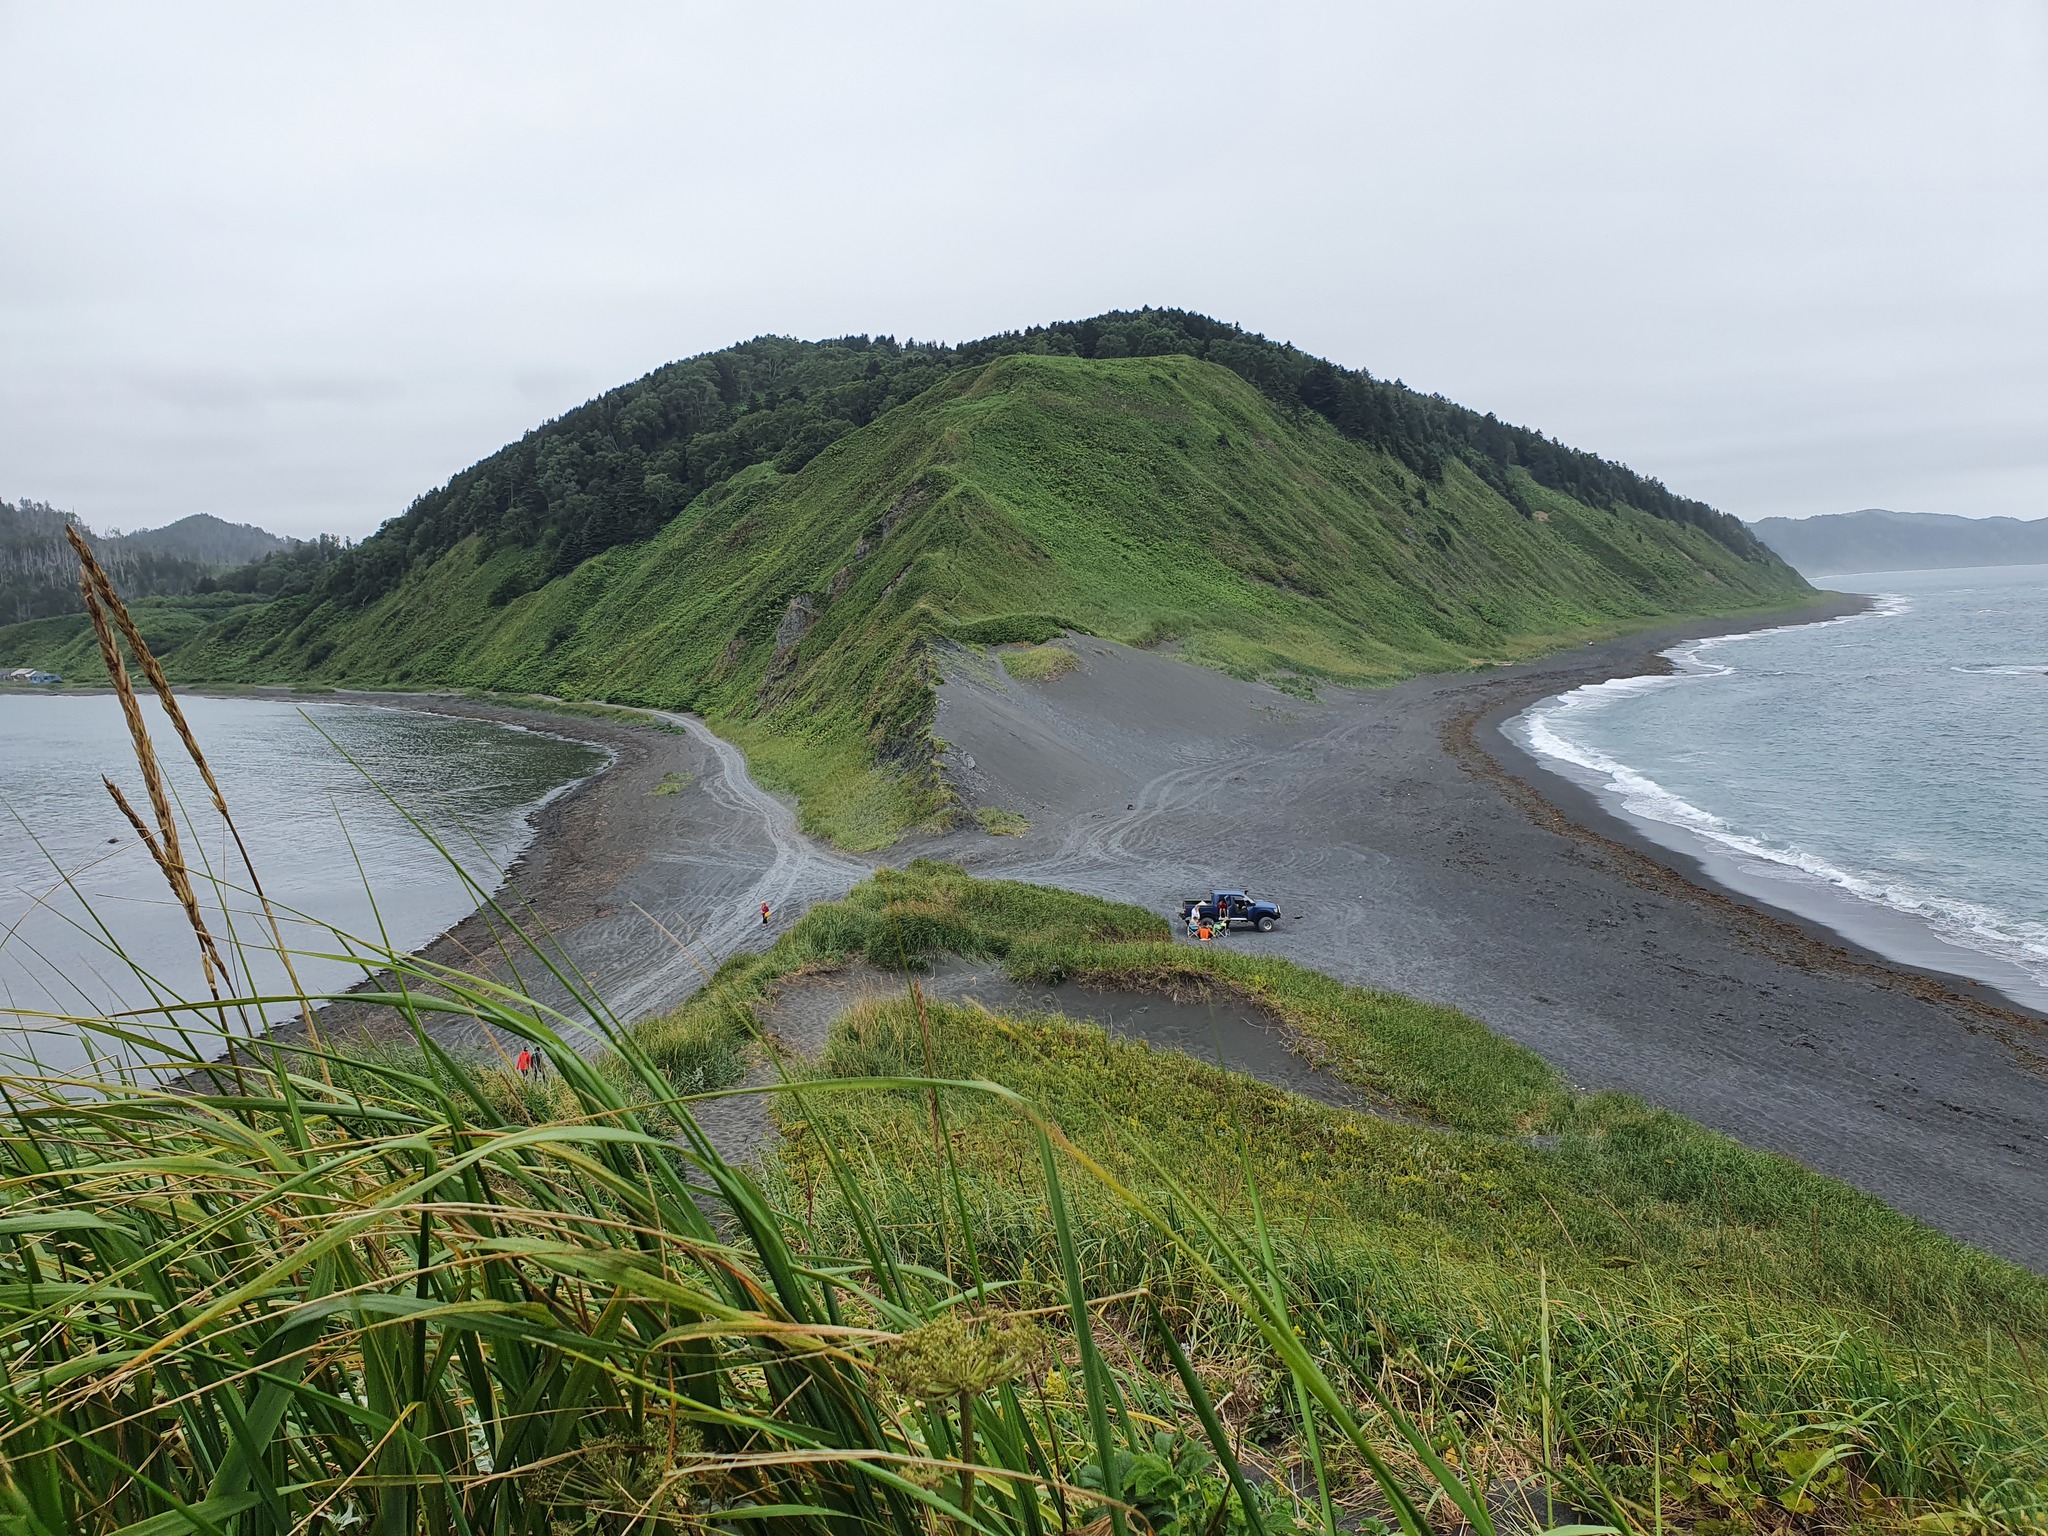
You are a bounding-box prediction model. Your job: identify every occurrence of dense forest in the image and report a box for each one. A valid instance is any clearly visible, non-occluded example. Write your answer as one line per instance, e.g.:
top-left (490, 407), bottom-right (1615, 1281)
top-left (197, 533), bottom-right (352, 598)
top-left (0, 502), bottom-right (292, 624)
top-left (309, 309), bottom-right (1775, 609)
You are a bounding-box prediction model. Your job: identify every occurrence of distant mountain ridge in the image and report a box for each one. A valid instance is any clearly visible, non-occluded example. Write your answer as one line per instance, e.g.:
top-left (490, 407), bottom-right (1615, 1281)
top-left (0, 502), bottom-right (292, 624)
top-left (116, 513), bottom-right (290, 568)
top-left (1749, 509), bottom-right (2048, 577)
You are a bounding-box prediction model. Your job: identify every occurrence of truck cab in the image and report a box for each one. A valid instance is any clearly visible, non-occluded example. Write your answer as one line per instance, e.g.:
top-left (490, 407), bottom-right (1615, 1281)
top-left (1178, 889), bottom-right (1282, 933)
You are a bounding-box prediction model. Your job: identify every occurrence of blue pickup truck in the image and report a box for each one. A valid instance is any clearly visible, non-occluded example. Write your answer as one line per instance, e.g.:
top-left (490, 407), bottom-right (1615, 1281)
top-left (1178, 890), bottom-right (1281, 933)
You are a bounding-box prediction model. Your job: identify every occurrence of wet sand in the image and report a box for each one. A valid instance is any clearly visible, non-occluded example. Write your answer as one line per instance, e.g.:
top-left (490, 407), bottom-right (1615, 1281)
top-left (271, 694), bottom-right (868, 1059)
top-left (919, 601), bottom-right (2047, 1271)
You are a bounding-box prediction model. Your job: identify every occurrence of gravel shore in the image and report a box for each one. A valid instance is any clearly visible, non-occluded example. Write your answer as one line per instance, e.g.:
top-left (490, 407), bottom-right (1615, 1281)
top-left (919, 599), bottom-right (2046, 1271)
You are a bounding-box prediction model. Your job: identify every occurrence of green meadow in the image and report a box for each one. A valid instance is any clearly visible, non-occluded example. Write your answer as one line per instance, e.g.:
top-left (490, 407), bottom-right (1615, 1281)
top-left (12, 848), bottom-right (2041, 1535)
top-left (577, 864), bottom-right (2048, 1529)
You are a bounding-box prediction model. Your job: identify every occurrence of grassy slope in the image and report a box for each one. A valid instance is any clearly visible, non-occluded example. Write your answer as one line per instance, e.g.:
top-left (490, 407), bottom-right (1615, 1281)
top-left (0, 593), bottom-right (270, 677)
top-left (615, 864), bottom-right (2046, 1525)
top-left (27, 855), bottom-right (2040, 1530)
top-left (173, 355), bottom-right (1812, 845)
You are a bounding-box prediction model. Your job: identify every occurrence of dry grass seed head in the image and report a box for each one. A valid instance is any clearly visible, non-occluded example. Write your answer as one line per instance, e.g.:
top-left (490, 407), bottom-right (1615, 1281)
top-left (69, 528), bottom-right (225, 992)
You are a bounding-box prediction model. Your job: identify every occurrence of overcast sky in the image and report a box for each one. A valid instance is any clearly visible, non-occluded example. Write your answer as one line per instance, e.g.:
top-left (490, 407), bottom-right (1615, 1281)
top-left (2, 2), bottom-right (2043, 539)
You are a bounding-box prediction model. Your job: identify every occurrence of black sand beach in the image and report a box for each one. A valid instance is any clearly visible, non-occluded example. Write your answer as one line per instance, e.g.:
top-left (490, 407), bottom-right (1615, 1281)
top-left (279, 598), bottom-right (2045, 1271)
top-left (921, 600), bottom-right (2047, 1271)
top-left (278, 694), bottom-right (867, 1058)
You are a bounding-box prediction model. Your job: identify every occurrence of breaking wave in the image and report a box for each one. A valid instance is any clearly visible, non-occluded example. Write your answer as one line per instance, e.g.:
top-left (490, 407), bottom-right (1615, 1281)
top-left (1514, 592), bottom-right (2048, 990)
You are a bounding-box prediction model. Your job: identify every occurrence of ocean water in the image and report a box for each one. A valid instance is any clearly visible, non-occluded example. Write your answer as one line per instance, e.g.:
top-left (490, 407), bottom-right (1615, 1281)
top-left (0, 694), bottom-right (607, 1074)
top-left (1509, 565), bottom-right (2048, 1011)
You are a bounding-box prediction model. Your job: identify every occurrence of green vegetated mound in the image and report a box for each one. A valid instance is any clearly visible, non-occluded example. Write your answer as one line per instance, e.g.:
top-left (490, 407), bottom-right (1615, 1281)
top-left (626, 865), bottom-right (2048, 1526)
top-left (11, 808), bottom-right (2043, 1529)
top-left (0, 591), bottom-right (272, 676)
top-left (162, 314), bottom-right (1812, 846)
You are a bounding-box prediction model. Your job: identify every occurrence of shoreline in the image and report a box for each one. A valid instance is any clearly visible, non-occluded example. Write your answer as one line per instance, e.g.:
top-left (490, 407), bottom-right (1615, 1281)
top-left (1497, 720), bottom-right (2048, 1019)
top-left (1458, 638), bottom-right (2048, 1048)
top-left (177, 693), bottom-right (677, 1065)
top-left (212, 692), bottom-right (866, 1064)
top-left (370, 600), bottom-right (2048, 1063)
top-left (101, 594), bottom-right (2048, 1266)
top-left (1455, 603), bottom-right (2048, 1044)
top-left (926, 593), bottom-right (2048, 1268)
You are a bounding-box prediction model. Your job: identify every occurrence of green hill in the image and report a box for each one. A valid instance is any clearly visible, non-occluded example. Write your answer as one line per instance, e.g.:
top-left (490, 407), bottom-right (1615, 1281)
top-left (2, 501), bottom-right (292, 627)
top-left (0, 310), bottom-right (1814, 839)
top-left (158, 335), bottom-right (1810, 845)
top-left (0, 591), bottom-right (272, 678)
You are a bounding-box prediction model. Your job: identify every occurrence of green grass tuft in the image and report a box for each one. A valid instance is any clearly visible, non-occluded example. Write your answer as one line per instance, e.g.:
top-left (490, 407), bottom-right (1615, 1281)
top-left (9, 835), bottom-right (2043, 1534)
top-left (591, 859), bottom-right (2048, 1530)
top-left (999, 643), bottom-right (1081, 683)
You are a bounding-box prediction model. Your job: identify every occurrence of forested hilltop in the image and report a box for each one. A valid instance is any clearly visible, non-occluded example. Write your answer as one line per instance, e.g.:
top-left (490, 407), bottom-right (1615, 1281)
top-left (0, 502), bottom-right (292, 625)
top-left (300, 308), bottom-right (1775, 609)
top-left (141, 310), bottom-right (1813, 845)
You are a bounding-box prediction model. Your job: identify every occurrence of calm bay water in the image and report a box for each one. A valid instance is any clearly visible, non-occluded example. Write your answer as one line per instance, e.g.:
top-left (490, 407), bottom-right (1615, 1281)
top-left (1510, 565), bottom-right (2048, 1010)
top-left (0, 694), bottom-right (607, 1073)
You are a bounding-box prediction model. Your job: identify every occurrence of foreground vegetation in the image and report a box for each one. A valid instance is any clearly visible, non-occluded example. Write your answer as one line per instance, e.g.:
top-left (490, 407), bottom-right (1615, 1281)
top-left (11, 851), bottom-right (2044, 1533)
top-left (6, 556), bottom-right (2036, 1535)
top-left (638, 866), bottom-right (2048, 1525)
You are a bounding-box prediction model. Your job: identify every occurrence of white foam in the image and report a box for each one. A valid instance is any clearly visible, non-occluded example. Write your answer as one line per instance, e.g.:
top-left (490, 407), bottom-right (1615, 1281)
top-left (1512, 595), bottom-right (2048, 990)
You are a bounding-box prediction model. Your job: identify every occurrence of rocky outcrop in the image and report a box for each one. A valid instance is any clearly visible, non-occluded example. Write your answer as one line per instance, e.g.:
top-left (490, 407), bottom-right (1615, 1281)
top-left (767, 594), bottom-right (818, 675)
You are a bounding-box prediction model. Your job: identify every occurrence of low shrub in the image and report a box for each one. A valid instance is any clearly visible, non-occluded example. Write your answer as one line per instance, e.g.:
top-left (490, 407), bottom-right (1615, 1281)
top-left (999, 643), bottom-right (1080, 683)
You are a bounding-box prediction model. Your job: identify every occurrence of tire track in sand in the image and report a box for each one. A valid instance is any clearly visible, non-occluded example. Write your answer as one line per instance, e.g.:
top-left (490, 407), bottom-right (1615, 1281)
top-left (595, 713), bottom-right (868, 1020)
top-left (997, 760), bottom-right (1227, 883)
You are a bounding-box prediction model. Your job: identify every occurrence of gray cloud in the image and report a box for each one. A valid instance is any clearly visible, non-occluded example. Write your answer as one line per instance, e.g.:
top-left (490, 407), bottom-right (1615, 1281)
top-left (1, 0), bottom-right (2042, 539)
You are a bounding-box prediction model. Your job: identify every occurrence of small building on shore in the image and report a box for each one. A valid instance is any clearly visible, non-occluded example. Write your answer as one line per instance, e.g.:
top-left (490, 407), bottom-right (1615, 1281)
top-left (4, 668), bottom-right (61, 685)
